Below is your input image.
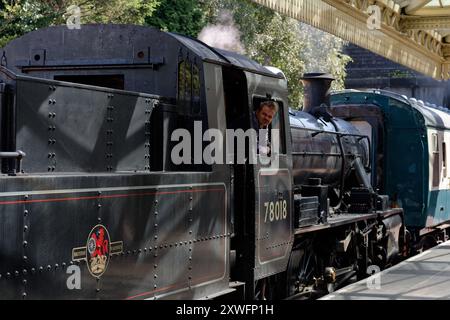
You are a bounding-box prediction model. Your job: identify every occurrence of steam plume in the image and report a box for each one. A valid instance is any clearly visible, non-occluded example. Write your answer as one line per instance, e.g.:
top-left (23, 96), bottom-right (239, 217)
top-left (198, 10), bottom-right (245, 54)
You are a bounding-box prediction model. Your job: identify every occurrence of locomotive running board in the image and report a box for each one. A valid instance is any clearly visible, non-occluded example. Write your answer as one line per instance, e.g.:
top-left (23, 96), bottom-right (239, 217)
top-left (294, 209), bottom-right (403, 235)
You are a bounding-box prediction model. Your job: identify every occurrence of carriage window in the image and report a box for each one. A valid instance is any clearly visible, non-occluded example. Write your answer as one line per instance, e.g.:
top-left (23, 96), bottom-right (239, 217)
top-left (432, 133), bottom-right (440, 187)
top-left (443, 142), bottom-right (447, 178)
top-left (432, 134), bottom-right (439, 153)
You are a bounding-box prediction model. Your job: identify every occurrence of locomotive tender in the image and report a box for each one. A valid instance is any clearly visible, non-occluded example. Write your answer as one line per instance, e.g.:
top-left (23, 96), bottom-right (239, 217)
top-left (0, 25), bottom-right (403, 299)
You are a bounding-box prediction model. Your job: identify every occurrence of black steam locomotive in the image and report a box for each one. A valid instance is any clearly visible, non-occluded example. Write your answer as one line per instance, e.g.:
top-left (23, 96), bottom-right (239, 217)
top-left (0, 25), bottom-right (403, 299)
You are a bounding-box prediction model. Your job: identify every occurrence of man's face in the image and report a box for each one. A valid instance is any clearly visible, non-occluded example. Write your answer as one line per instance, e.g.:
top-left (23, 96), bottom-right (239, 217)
top-left (256, 105), bottom-right (276, 128)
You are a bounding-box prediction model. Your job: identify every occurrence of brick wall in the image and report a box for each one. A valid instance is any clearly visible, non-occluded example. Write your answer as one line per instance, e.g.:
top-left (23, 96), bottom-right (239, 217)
top-left (344, 44), bottom-right (450, 107)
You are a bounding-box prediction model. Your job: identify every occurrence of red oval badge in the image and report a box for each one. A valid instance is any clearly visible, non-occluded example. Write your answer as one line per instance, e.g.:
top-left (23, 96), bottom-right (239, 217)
top-left (86, 225), bottom-right (111, 278)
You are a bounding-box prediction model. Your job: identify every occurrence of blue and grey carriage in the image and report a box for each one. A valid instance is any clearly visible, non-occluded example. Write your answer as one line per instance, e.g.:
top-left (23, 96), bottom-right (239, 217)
top-left (331, 90), bottom-right (450, 247)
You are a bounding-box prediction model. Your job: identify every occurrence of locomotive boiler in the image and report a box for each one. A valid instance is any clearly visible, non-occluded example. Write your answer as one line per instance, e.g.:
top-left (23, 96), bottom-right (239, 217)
top-left (290, 74), bottom-right (373, 214)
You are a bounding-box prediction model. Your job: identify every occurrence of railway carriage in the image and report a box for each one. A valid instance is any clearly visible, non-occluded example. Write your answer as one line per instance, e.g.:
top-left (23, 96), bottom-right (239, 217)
top-left (331, 91), bottom-right (450, 247)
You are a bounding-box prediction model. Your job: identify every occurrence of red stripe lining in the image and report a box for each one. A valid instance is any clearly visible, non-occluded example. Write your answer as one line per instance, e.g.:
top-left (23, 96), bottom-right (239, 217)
top-left (0, 188), bottom-right (224, 205)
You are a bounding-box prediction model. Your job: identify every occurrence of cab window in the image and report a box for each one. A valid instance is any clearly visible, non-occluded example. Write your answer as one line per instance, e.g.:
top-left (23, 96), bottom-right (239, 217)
top-left (252, 97), bottom-right (287, 155)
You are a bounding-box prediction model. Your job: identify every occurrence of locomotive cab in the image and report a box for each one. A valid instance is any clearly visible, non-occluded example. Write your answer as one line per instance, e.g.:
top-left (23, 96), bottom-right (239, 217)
top-left (219, 54), bottom-right (294, 299)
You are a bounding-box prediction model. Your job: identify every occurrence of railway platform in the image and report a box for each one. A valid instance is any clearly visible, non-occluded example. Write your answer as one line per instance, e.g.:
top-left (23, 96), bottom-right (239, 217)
top-left (322, 241), bottom-right (450, 300)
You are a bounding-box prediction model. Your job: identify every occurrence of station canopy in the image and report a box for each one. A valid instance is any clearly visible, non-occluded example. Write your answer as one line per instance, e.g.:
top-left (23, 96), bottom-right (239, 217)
top-left (252, 0), bottom-right (450, 80)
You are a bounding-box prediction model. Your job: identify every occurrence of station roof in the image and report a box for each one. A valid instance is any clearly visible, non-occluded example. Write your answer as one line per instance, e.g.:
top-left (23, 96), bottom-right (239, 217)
top-left (252, 0), bottom-right (450, 80)
top-left (406, 0), bottom-right (450, 16)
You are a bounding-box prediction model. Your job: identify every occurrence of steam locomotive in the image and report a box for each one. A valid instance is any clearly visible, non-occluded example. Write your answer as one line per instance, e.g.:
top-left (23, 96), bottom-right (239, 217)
top-left (0, 24), bottom-right (403, 299)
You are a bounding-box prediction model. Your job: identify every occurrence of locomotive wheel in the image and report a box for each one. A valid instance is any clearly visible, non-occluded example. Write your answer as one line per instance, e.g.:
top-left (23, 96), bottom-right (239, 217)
top-left (286, 238), bottom-right (318, 298)
top-left (298, 247), bottom-right (317, 290)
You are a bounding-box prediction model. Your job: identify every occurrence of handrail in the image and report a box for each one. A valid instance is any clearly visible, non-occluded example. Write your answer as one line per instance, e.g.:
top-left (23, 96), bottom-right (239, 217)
top-left (0, 151), bottom-right (26, 175)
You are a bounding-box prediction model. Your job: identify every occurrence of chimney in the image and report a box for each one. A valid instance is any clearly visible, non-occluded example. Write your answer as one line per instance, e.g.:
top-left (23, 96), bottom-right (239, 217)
top-left (301, 73), bottom-right (335, 113)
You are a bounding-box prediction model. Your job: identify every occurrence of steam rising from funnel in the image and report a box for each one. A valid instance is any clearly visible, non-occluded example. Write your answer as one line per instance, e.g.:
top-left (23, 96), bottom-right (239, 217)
top-left (198, 10), bottom-right (245, 54)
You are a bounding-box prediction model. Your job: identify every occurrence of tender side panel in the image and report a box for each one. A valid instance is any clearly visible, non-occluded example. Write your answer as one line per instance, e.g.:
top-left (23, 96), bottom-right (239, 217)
top-left (0, 181), bottom-right (228, 300)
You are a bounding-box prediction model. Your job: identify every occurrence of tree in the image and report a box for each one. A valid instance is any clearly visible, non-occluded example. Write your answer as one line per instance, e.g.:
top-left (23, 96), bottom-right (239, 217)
top-left (145, 0), bottom-right (206, 37)
top-left (0, 0), bottom-right (57, 47)
top-left (246, 13), bottom-right (306, 108)
top-left (200, 0), bottom-right (305, 107)
top-left (201, 0), bottom-right (274, 46)
top-left (200, 0), bottom-right (352, 109)
top-left (298, 23), bottom-right (352, 92)
top-left (0, 0), bottom-right (159, 47)
top-left (80, 0), bottom-right (159, 25)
